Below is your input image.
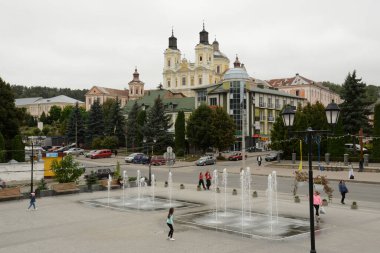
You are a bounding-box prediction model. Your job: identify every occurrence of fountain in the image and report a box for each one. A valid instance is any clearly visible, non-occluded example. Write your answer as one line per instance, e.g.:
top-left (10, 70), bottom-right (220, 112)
top-left (213, 169), bottom-right (219, 223)
top-left (240, 170), bottom-right (245, 229)
top-left (222, 168), bottom-right (228, 216)
top-left (168, 171), bottom-right (173, 207)
top-left (267, 171), bottom-right (279, 233)
top-left (151, 174), bottom-right (155, 204)
top-left (246, 167), bottom-right (252, 221)
top-left (122, 170), bottom-right (128, 208)
top-left (107, 174), bottom-right (111, 207)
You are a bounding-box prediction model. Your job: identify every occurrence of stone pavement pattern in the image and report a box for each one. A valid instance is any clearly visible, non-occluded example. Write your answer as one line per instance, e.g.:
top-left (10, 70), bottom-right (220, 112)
top-left (1, 184), bottom-right (380, 253)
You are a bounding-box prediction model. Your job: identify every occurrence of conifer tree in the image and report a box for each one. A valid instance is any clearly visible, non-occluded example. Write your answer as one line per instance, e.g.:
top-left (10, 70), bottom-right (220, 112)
top-left (66, 102), bottom-right (85, 146)
top-left (0, 132), bottom-right (5, 163)
top-left (126, 101), bottom-right (140, 150)
top-left (11, 135), bottom-right (25, 162)
top-left (86, 99), bottom-right (104, 146)
top-left (144, 96), bottom-right (173, 153)
top-left (136, 110), bottom-right (146, 150)
top-left (175, 111), bottom-right (186, 156)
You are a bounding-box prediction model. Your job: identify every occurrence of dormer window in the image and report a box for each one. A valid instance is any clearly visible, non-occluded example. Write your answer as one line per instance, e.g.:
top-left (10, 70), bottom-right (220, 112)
top-left (167, 59), bottom-right (171, 67)
top-left (200, 56), bottom-right (203, 62)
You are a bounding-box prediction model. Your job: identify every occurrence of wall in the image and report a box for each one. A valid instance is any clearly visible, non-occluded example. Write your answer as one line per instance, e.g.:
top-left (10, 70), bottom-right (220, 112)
top-left (0, 162), bottom-right (44, 182)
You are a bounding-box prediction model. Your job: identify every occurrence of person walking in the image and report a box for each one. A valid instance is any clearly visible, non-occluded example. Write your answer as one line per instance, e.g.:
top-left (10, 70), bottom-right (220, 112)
top-left (339, 180), bottom-right (348, 204)
top-left (257, 155), bottom-right (262, 166)
top-left (313, 191), bottom-right (322, 222)
top-left (114, 149), bottom-right (118, 157)
top-left (27, 192), bottom-right (37, 210)
top-left (198, 172), bottom-right (206, 190)
top-left (166, 207), bottom-right (175, 240)
top-left (205, 170), bottom-right (212, 190)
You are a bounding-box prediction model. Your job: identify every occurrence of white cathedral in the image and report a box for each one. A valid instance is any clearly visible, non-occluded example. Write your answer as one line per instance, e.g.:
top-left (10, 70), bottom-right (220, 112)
top-left (163, 24), bottom-right (230, 97)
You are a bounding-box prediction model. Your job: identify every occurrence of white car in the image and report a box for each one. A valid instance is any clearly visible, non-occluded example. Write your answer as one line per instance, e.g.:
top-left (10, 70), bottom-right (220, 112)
top-left (63, 148), bottom-right (85, 156)
top-left (344, 144), bottom-right (367, 152)
top-left (125, 153), bottom-right (143, 163)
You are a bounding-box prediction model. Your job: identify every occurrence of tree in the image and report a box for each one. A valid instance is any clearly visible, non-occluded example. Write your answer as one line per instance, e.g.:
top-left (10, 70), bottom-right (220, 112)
top-left (51, 155), bottom-right (84, 183)
top-left (0, 132), bottom-right (5, 163)
top-left (59, 105), bottom-right (74, 135)
top-left (66, 102), bottom-right (85, 146)
top-left (175, 111), bottom-right (186, 156)
top-left (104, 98), bottom-right (125, 147)
top-left (212, 107), bottom-right (236, 156)
top-left (0, 77), bottom-right (20, 159)
top-left (11, 135), bottom-right (25, 162)
top-left (136, 110), bottom-right (146, 150)
top-left (102, 136), bottom-right (119, 149)
top-left (86, 100), bottom-right (104, 146)
top-left (340, 71), bottom-right (371, 136)
top-left (186, 104), bottom-right (214, 153)
top-left (144, 96), bottom-right (173, 153)
top-left (372, 104), bottom-right (380, 159)
top-left (48, 105), bottom-right (62, 123)
top-left (270, 114), bottom-right (288, 153)
top-left (126, 101), bottom-right (140, 150)
top-left (39, 112), bottom-right (48, 124)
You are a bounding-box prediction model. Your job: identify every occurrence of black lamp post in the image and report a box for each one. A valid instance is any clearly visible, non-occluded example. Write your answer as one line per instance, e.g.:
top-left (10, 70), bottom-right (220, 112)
top-left (281, 101), bottom-right (340, 253)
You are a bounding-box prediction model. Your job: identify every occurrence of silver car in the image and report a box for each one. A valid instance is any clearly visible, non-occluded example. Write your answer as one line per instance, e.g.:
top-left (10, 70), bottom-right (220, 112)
top-left (195, 156), bottom-right (216, 166)
top-left (63, 148), bottom-right (85, 156)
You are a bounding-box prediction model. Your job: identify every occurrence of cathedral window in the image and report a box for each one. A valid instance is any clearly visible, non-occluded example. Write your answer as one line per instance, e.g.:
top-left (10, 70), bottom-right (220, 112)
top-left (182, 77), bottom-right (186, 86)
top-left (199, 56), bottom-right (203, 62)
top-left (167, 80), bottom-right (171, 87)
top-left (191, 77), bottom-right (194, 86)
top-left (198, 76), bottom-right (202, 85)
top-left (131, 89), bottom-right (133, 95)
top-left (175, 78), bottom-right (178, 87)
top-left (167, 59), bottom-right (170, 67)
top-left (217, 65), bottom-right (220, 74)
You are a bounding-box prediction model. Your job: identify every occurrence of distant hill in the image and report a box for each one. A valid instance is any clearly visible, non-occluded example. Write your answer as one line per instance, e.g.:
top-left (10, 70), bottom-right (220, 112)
top-left (11, 85), bottom-right (88, 101)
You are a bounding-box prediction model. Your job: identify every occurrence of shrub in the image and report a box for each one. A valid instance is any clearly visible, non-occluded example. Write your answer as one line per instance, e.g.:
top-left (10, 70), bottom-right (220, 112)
top-left (51, 154), bottom-right (84, 183)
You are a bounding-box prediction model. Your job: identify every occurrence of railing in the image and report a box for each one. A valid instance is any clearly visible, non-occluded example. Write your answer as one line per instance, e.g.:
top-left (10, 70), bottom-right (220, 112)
top-left (259, 102), bottom-right (266, 108)
top-left (268, 116), bottom-right (275, 122)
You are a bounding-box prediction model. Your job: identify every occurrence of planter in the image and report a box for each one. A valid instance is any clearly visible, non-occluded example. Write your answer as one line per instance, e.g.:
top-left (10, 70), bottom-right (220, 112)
top-left (129, 181), bottom-right (137, 188)
top-left (314, 184), bottom-right (324, 191)
top-left (294, 196), bottom-right (300, 203)
top-left (351, 201), bottom-right (358, 210)
top-left (36, 189), bottom-right (53, 197)
top-left (297, 182), bottom-right (307, 187)
top-left (232, 189), bottom-right (237, 195)
top-left (180, 184), bottom-right (185, 190)
top-left (252, 191), bottom-right (258, 198)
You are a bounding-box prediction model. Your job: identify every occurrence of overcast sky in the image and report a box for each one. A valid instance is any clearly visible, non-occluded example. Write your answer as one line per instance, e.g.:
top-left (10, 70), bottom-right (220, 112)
top-left (0, 0), bottom-right (379, 91)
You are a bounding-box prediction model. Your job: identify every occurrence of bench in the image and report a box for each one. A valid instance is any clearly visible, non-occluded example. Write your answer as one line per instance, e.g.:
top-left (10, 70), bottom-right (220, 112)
top-left (52, 182), bottom-right (80, 195)
top-left (0, 187), bottom-right (23, 201)
top-left (100, 179), bottom-right (120, 189)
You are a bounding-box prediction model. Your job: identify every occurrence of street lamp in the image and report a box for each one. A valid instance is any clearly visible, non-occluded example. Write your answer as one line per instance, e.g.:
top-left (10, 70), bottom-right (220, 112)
top-left (22, 136), bottom-right (35, 193)
top-left (281, 101), bottom-right (340, 253)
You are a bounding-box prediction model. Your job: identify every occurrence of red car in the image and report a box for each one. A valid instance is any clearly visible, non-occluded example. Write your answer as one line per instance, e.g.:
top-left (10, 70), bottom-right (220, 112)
top-left (150, 156), bottom-right (166, 166)
top-left (228, 152), bottom-right (247, 161)
top-left (90, 149), bottom-right (112, 159)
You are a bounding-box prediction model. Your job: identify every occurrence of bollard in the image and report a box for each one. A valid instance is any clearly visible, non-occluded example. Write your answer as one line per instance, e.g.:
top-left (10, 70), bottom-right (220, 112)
top-left (364, 154), bottom-right (369, 167)
top-left (344, 154), bottom-right (349, 166)
top-left (292, 153), bottom-right (296, 164)
top-left (325, 153), bottom-right (330, 165)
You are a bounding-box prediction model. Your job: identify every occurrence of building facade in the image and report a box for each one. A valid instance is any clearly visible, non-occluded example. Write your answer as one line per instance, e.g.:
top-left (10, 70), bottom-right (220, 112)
top-left (15, 95), bottom-right (85, 118)
top-left (85, 68), bottom-right (145, 111)
top-left (193, 60), bottom-right (305, 150)
top-left (162, 25), bottom-right (230, 97)
top-left (267, 74), bottom-right (342, 106)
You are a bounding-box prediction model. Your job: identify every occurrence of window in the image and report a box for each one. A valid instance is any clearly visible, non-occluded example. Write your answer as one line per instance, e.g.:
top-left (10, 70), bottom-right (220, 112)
top-left (209, 97), bottom-right (217, 106)
top-left (191, 77), bottom-right (194, 86)
top-left (200, 56), bottom-right (203, 62)
top-left (217, 65), bottom-right (220, 74)
top-left (167, 59), bottom-right (170, 67)
top-left (167, 80), bottom-right (171, 87)
top-left (197, 90), bottom-right (207, 104)
top-left (131, 88), bottom-right (133, 95)
top-left (175, 78), bottom-right (178, 87)
top-left (296, 90), bottom-right (300, 96)
top-left (290, 100), bottom-right (294, 106)
top-left (275, 98), bottom-right (280, 109)
top-left (182, 77), bottom-right (186, 86)
top-left (198, 76), bottom-right (202, 85)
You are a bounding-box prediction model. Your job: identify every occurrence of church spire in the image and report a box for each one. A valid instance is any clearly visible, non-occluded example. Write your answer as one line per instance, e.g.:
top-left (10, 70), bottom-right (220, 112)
top-left (168, 26), bottom-right (178, 50)
top-left (199, 21), bottom-right (209, 45)
top-left (133, 67), bottom-right (140, 81)
top-left (233, 55), bottom-right (241, 68)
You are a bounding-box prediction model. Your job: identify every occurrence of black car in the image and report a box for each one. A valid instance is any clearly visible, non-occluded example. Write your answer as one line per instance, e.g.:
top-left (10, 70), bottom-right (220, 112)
top-left (84, 168), bottom-right (114, 180)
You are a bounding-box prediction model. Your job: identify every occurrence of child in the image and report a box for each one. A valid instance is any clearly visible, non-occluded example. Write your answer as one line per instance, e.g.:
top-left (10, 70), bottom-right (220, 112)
top-left (313, 191), bottom-right (322, 222)
top-left (27, 192), bottom-right (37, 210)
top-left (166, 207), bottom-right (175, 240)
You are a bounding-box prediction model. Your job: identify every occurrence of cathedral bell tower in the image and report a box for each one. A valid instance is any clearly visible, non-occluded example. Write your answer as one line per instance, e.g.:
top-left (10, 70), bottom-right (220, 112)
top-left (128, 68), bottom-right (145, 100)
top-left (163, 28), bottom-right (181, 90)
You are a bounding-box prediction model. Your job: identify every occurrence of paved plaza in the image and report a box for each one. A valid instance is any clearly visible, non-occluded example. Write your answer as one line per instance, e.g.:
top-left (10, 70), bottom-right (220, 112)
top-left (1, 181), bottom-right (380, 253)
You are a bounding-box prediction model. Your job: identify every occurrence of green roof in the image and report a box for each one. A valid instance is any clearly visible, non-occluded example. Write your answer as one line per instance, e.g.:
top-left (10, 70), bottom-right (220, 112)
top-left (124, 90), bottom-right (195, 114)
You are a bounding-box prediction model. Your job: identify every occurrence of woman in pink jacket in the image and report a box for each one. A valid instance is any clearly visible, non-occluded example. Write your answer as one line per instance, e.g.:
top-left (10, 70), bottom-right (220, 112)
top-left (313, 191), bottom-right (322, 221)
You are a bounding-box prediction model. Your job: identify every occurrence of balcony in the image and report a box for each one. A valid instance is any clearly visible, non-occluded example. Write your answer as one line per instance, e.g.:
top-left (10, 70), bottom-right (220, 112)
top-left (268, 103), bottom-right (274, 109)
top-left (268, 116), bottom-right (275, 122)
top-left (259, 102), bottom-right (266, 108)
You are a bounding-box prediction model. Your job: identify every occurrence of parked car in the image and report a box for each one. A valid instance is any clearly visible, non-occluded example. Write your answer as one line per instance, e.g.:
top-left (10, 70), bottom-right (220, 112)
top-left (85, 150), bottom-right (98, 158)
top-left (48, 146), bottom-right (62, 152)
top-left (132, 154), bottom-right (150, 164)
top-left (84, 168), bottom-right (114, 180)
top-left (90, 149), bottom-right (112, 159)
top-left (247, 147), bottom-right (263, 152)
top-left (195, 156), bottom-right (216, 166)
top-left (150, 155), bottom-right (166, 166)
top-left (228, 152), bottom-right (247, 161)
top-left (64, 148), bottom-right (85, 156)
top-left (125, 153), bottom-right (144, 163)
top-left (265, 152), bottom-right (279, 162)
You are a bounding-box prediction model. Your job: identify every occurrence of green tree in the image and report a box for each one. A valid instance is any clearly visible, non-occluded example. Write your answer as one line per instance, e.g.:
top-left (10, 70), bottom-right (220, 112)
top-left (66, 102), bottom-right (85, 146)
top-left (86, 100), bottom-right (104, 146)
top-left (48, 105), bottom-right (62, 123)
top-left (59, 105), bottom-right (74, 135)
top-left (212, 107), bottom-right (236, 156)
top-left (340, 71), bottom-right (371, 137)
top-left (175, 111), bottom-right (186, 156)
top-left (11, 135), bottom-right (25, 162)
top-left (126, 101), bottom-right (140, 150)
top-left (270, 114), bottom-right (288, 153)
top-left (51, 155), bottom-right (84, 183)
top-left (92, 137), bottom-right (103, 149)
top-left (39, 112), bottom-right (48, 124)
top-left (327, 115), bottom-right (346, 159)
top-left (0, 77), bottom-right (20, 160)
top-left (102, 136), bottom-right (119, 149)
top-left (104, 98), bottom-right (125, 147)
top-left (0, 132), bottom-right (5, 163)
top-left (186, 104), bottom-right (214, 153)
top-left (144, 96), bottom-right (173, 153)
top-left (372, 104), bottom-right (380, 159)
top-left (136, 110), bottom-right (146, 150)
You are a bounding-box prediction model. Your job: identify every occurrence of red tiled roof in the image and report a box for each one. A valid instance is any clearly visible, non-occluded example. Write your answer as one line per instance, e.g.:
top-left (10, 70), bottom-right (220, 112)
top-left (86, 86), bottom-right (129, 97)
top-left (267, 74), bottom-right (314, 87)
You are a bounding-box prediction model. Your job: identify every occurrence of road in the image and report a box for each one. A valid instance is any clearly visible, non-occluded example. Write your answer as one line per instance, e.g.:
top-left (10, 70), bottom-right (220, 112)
top-left (78, 156), bottom-right (380, 204)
